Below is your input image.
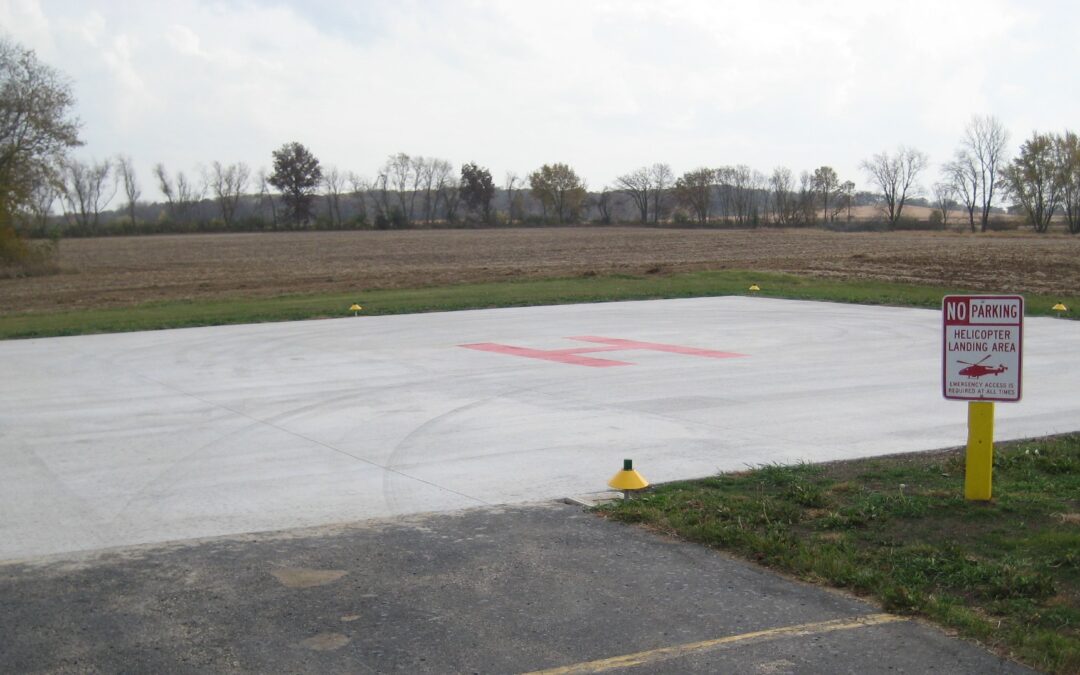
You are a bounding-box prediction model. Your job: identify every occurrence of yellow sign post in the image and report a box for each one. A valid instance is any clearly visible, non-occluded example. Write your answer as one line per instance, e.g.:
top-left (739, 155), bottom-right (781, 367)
top-left (964, 401), bottom-right (995, 500)
top-left (942, 295), bottom-right (1023, 502)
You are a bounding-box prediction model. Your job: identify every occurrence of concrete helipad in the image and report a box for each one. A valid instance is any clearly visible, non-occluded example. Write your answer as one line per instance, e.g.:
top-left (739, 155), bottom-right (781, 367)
top-left (3, 296), bottom-right (1079, 560)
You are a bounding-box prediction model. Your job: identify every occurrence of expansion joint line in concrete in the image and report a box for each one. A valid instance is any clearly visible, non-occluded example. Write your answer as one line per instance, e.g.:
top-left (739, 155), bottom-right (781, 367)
top-left (127, 370), bottom-right (492, 508)
top-left (521, 613), bottom-right (905, 674)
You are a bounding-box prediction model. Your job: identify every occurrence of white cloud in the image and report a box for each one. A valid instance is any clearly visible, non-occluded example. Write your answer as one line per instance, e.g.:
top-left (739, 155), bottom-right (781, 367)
top-left (165, 24), bottom-right (203, 57)
top-left (2, 0), bottom-right (1078, 193)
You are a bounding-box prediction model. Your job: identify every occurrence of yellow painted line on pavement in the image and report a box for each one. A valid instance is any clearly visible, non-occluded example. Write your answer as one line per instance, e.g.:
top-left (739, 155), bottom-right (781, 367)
top-left (523, 613), bottom-right (905, 674)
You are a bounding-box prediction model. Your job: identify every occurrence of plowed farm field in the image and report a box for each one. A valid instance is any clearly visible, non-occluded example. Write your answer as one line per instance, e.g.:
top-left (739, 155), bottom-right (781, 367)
top-left (2, 228), bottom-right (1078, 314)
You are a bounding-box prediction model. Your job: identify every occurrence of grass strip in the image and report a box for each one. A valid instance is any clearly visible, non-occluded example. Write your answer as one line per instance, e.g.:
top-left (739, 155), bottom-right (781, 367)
top-left (598, 435), bottom-right (1080, 674)
top-left (1, 269), bottom-right (1076, 339)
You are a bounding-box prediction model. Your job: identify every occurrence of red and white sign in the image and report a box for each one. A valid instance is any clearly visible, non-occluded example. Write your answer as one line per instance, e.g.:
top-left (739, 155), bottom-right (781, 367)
top-left (942, 295), bottom-right (1023, 401)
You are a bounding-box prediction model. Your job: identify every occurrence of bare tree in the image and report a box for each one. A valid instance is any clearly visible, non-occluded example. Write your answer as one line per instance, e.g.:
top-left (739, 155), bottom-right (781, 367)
top-left (649, 163), bottom-right (674, 224)
top-left (432, 159), bottom-right (458, 223)
top-left (115, 155), bottom-right (140, 225)
top-left (347, 172), bottom-right (369, 226)
top-left (962, 115), bottom-right (1010, 232)
top-left (207, 161), bottom-right (249, 228)
top-left (408, 155), bottom-right (427, 223)
top-left (750, 170), bottom-right (768, 225)
top-left (322, 165), bottom-right (346, 228)
top-left (839, 180), bottom-right (856, 223)
top-left (714, 166), bottom-right (734, 220)
top-left (769, 167), bottom-right (795, 225)
top-left (737, 167), bottom-right (759, 224)
top-left (255, 167), bottom-right (278, 230)
top-left (377, 153), bottom-right (442, 225)
top-left (860, 147), bottom-right (928, 226)
top-left (154, 163), bottom-right (201, 224)
top-left (944, 151), bottom-right (980, 232)
top-left (419, 160), bottom-right (437, 224)
top-left (932, 182), bottom-right (953, 230)
top-left (371, 172), bottom-right (391, 225)
top-left (614, 167), bottom-right (651, 224)
top-left (591, 187), bottom-right (613, 224)
top-left (796, 171), bottom-right (817, 225)
top-left (384, 153), bottom-right (412, 225)
top-left (504, 171), bottom-right (521, 225)
top-left (718, 165), bottom-right (761, 226)
top-left (24, 179), bottom-right (56, 232)
top-left (56, 157), bottom-right (114, 230)
top-left (153, 162), bottom-right (174, 205)
top-left (177, 171), bottom-right (201, 209)
top-left (1055, 130), bottom-right (1080, 234)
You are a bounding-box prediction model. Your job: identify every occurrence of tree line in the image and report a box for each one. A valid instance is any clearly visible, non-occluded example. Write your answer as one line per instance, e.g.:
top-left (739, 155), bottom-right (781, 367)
top-left (4, 36), bottom-right (1080, 249)
top-left (27, 122), bottom-right (1080, 239)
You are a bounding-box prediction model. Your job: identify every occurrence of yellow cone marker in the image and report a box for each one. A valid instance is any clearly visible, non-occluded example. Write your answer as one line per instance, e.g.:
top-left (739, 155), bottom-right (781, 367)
top-left (349, 303), bottom-right (363, 316)
top-left (608, 459), bottom-right (649, 499)
top-left (748, 284), bottom-right (761, 293)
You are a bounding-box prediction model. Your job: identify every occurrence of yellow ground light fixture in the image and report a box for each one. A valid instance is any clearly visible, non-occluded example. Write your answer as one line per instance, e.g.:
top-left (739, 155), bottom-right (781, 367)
top-left (1052, 302), bottom-right (1068, 318)
top-left (748, 284), bottom-right (761, 293)
top-left (349, 303), bottom-right (363, 316)
top-left (608, 459), bottom-right (649, 499)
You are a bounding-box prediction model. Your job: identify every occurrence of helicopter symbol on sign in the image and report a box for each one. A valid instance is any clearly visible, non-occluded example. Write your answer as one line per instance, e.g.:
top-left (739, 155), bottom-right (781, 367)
top-left (957, 354), bottom-right (1007, 378)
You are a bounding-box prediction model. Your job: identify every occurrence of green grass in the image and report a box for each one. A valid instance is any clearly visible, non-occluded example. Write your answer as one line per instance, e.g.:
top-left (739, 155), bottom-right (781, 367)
top-left (599, 435), bottom-right (1080, 673)
top-left (2, 269), bottom-right (1076, 339)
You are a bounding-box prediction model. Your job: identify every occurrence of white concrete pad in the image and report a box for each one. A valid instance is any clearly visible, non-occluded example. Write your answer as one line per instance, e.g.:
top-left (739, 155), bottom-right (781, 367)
top-left (3, 296), bottom-right (1079, 560)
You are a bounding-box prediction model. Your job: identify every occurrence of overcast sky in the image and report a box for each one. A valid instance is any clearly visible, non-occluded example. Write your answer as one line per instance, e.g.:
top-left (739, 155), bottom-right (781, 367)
top-left (4, 0), bottom-right (1079, 195)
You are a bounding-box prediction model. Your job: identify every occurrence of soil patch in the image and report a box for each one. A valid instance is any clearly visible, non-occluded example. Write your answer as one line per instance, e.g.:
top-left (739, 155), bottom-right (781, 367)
top-left (2, 228), bottom-right (1077, 314)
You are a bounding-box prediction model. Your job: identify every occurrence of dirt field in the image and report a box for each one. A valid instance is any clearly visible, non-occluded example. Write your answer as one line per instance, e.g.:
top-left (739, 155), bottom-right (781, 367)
top-left (1, 227), bottom-right (1078, 314)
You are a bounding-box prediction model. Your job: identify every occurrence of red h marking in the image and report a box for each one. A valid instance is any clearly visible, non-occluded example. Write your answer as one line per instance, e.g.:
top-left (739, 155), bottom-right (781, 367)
top-left (460, 336), bottom-right (746, 367)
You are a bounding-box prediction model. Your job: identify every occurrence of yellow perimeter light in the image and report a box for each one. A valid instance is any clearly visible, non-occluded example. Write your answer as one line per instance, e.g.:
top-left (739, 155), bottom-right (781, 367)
top-left (608, 459), bottom-right (649, 492)
top-left (1052, 303), bottom-right (1068, 312)
top-left (748, 284), bottom-right (761, 292)
top-left (349, 304), bottom-right (363, 316)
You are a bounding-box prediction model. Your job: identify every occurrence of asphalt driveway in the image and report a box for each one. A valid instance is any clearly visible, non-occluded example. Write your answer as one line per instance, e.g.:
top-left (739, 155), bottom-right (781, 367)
top-left (0, 502), bottom-right (1032, 674)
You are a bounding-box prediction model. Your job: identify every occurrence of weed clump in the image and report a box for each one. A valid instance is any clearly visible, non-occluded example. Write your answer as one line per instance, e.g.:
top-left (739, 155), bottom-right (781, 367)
top-left (0, 227), bottom-right (60, 278)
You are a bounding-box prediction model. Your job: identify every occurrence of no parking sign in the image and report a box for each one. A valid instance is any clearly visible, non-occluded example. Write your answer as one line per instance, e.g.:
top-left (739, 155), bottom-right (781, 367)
top-left (942, 295), bottom-right (1023, 402)
top-left (943, 294), bottom-right (1024, 502)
